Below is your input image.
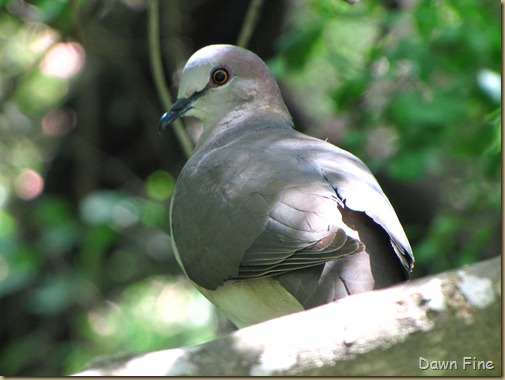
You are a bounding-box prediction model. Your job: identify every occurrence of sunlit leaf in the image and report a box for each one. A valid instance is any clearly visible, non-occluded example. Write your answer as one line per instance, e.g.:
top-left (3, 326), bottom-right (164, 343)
top-left (146, 170), bottom-right (175, 201)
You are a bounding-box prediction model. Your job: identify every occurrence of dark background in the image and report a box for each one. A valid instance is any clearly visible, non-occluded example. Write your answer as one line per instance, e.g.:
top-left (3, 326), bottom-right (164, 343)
top-left (0, 0), bottom-right (500, 375)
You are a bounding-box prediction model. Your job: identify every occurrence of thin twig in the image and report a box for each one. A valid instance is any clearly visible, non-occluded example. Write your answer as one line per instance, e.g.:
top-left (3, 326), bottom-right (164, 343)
top-left (69, 0), bottom-right (87, 46)
top-left (148, 0), bottom-right (193, 158)
top-left (236, 0), bottom-right (265, 48)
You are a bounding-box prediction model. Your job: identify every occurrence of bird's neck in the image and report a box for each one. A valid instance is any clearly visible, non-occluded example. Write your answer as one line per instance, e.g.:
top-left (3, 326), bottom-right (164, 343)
top-left (194, 105), bottom-right (293, 152)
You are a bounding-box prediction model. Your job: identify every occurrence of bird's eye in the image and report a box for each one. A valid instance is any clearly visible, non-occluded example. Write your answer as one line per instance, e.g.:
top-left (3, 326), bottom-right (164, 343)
top-left (211, 67), bottom-right (230, 85)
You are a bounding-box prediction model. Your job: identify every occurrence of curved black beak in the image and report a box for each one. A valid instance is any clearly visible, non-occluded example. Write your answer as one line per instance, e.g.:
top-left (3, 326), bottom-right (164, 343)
top-left (158, 88), bottom-right (208, 134)
top-left (158, 97), bottom-right (194, 134)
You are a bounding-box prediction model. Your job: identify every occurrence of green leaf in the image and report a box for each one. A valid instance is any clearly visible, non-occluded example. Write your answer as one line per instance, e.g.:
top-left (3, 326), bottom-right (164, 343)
top-left (146, 170), bottom-right (175, 201)
top-left (28, 273), bottom-right (82, 315)
top-left (277, 20), bottom-right (325, 70)
top-left (388, 150), bottom-right (427, 181)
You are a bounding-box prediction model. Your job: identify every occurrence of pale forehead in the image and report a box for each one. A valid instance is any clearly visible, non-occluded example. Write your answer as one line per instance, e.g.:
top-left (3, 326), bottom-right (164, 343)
top-left (185, 45), bottom-right (235, 68)
top-left (184, 44), bottom-right (261, 70)
top-left (178, 45), bottom-right (270, 97)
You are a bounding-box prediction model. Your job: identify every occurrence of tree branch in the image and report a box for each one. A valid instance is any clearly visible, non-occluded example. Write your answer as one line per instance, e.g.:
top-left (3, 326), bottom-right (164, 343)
top-left (147, 0), bottom-right (193, 158)
top-left (236, 0), bottom-right (265, 48)
top-left (73, 256), bottom-right (501, 376)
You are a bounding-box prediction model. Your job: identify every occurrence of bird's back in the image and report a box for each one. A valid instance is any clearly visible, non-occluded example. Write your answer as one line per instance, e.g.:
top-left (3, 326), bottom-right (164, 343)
top-left (171, 112), bottom-right (413, 310)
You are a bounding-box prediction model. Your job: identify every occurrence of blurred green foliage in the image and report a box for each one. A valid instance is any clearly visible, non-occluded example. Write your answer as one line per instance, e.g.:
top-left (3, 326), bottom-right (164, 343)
top-left (0, 0), bottom-right (501, 376)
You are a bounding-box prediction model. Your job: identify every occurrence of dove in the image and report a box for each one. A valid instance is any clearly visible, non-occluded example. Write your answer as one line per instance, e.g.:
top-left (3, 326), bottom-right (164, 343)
top-left (159, 44), bottom-right (414, 328)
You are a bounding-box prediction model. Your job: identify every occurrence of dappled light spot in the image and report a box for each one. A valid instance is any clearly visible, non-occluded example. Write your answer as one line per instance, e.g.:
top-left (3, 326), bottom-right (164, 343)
top-left (145, 231), bottom-right (172, 261)
top-left (366, 126), bottom-right (399, 160)
top-left (40, 42), bottom-right (85, 79)
top-left (0, 255), bottom-right (8, 282)
top-left (80, 191), bottom-right (143, 229)
top-left (88, 302), bottom-right (121, 337)
top-left (80, 191), bottom-right (120, 225)
top-left (111, 199), bottom-right (140, 228)
top-left (477, 69), bottom-right (501, 104)
top-left (30, 28), bottom-right (59, 55)
top-left (87, 277), bottom-right (215, 343)
top-left (14, 169), bottom-right (44, 200)
top-left (146, 170), bottom-right (175, 201)
top-left (42, 107), bottom-right (77, 135)
top-left (0, 183), bottom-right (8, 208)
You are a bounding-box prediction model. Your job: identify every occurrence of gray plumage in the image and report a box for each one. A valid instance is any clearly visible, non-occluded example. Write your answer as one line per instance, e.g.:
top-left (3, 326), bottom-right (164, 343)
top-left (161, 44), bottom-right (414, 327)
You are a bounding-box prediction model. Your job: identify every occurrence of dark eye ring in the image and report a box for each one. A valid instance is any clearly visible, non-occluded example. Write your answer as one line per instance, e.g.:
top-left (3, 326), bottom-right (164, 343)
top-left (211, 67), bottom-right (231, 85)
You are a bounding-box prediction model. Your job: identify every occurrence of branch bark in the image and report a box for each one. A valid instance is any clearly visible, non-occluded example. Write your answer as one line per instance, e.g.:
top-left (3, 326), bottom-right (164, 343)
top-left (147, 0), bottom-right (193, 158)
top-left (236, 0), bottom-right (265, 48)
top-left (73, 256), bottom-right (501, 376)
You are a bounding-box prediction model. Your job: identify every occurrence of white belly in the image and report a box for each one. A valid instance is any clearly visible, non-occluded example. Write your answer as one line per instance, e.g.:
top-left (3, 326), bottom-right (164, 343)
top-left (195, 277), bottom-right (304, 328)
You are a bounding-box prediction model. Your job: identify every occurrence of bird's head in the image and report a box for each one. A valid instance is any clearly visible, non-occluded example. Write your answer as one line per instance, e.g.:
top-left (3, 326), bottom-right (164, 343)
top-left (158, 44), bottom-right (289, 133)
